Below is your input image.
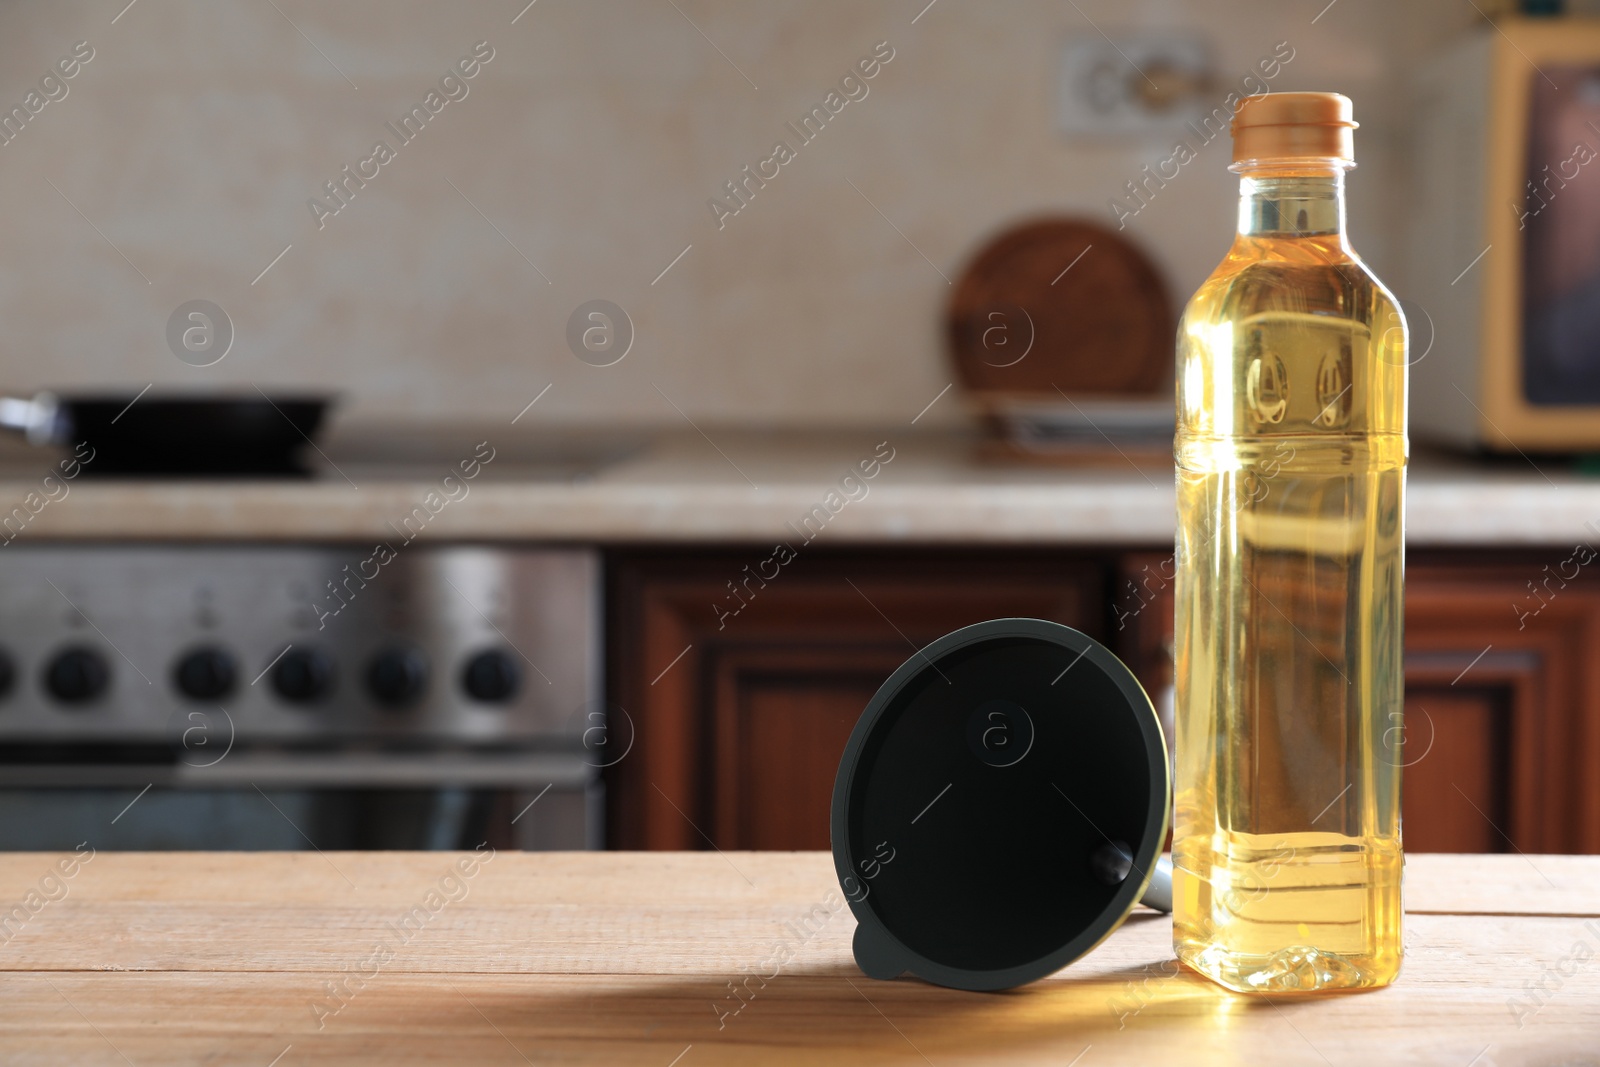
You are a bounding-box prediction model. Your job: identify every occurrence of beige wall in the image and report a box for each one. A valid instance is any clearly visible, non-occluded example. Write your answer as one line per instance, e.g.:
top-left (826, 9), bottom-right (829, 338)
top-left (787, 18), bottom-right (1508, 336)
top-left (0, 0), bottom-right (1475, 430)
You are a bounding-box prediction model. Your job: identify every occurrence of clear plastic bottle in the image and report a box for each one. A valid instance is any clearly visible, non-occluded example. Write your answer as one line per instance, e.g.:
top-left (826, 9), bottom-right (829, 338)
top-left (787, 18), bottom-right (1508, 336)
top-left (1172, 93), bottom-right (1407, 994)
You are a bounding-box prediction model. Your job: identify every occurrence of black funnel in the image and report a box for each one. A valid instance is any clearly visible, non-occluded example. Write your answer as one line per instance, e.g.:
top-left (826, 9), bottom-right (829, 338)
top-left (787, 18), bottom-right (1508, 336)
top-left (831, 618), bottom-right (1172, 991)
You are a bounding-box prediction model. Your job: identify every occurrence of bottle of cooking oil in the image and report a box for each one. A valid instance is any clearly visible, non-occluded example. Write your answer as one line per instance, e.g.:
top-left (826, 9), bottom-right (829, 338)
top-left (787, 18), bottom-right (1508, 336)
top-left (1172, 92), bottom-right (1406, 993)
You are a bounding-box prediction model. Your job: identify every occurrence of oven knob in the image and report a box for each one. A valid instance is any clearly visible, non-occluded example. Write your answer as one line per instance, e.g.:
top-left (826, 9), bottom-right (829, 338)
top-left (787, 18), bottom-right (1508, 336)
top-left (44, 647), bottom-right (110, 704)
top-left (272, 648), bottom-right (335, 704)
top-left (174, 646), bottom-right (237, 701)
top-left (367, 646), bottom-right (429, 709)
top-left (461, 649), bottom-right (520, 703)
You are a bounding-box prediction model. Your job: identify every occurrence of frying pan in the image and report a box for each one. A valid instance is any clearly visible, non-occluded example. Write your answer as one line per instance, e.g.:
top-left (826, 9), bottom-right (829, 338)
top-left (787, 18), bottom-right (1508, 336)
top-left (0, 392), bottom-right (332, 476)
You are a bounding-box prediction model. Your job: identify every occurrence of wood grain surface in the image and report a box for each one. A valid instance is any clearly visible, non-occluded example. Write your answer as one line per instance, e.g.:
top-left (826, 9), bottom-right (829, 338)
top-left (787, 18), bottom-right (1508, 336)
top-left (0, 851), bottom-right (1596, 1065)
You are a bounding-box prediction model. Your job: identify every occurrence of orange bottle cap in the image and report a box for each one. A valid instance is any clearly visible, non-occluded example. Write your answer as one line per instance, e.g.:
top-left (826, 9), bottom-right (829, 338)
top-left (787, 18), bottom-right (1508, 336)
top-left (1231, 92), bottom-right (1357, 165)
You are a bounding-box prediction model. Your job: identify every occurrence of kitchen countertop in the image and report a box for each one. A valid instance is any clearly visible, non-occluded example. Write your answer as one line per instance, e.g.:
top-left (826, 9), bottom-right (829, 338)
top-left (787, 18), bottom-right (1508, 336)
top-left (0, 428), bottom-right (1597, 546)
top-left (0, 850), bottom-right (1594, 1065)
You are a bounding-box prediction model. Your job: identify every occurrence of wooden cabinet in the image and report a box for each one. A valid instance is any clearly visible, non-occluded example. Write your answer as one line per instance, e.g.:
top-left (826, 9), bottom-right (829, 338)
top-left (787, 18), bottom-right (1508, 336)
top-left (1402, 554), bottom-right (1600, 854)
top-left (605, 550), bottom-right (1107, 850)
top-left (606, 548), bottom-right (1600, 854)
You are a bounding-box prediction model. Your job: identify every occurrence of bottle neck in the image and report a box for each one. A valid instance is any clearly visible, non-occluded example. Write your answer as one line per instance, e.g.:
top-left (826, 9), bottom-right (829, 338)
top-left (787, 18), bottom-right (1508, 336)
top-left (1235, 165), bottom-right (1349, 240)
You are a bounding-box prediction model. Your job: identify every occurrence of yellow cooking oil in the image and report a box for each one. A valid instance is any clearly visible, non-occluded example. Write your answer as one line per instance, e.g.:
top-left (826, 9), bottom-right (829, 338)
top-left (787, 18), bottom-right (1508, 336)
top-left (1172, 93), bottom-right (1406, 994)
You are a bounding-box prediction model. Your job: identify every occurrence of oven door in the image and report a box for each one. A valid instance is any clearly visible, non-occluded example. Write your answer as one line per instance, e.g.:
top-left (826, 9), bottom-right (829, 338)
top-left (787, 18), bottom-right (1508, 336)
top-left (0, 749), bottom-right (599, 851)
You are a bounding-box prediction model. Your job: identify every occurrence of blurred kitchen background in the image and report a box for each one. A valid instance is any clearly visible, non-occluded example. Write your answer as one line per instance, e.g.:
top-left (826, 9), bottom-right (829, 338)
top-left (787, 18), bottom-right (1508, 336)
top-left (2, 0), bottom-right (1600, 858)
top-left (0, 0), bottom-right (1475, 425)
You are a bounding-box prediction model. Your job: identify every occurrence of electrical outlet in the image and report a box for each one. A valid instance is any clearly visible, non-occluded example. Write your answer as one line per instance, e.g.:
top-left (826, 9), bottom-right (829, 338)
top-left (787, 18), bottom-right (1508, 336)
top-left (1059, 32), bottom-right (1214, 138)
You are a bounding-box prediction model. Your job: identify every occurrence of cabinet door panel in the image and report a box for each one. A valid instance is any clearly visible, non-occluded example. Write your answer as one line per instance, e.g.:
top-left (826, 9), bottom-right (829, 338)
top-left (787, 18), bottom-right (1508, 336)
top-left (1398, 690), bottom-right (1510, 853)
top-left (712, 653), bottom-right (898, 850)
top-left (608, 551), bottom-right (1107, 850)
top-left (1402, 557), bottom-right (1600, 854)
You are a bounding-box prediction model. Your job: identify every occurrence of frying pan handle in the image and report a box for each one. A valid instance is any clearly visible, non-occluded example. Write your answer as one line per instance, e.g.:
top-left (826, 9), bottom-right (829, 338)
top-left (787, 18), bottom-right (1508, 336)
top-left (0, 392), bottom-right (68, 446)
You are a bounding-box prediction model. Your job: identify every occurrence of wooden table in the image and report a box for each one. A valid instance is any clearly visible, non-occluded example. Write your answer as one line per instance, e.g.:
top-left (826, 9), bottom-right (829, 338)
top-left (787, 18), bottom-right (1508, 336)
top-left (1, 851), bottom-right (1596, 1065)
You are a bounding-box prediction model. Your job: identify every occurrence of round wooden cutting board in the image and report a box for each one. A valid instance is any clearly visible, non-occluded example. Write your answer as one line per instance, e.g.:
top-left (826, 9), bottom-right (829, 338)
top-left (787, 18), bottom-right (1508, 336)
top-left (946, 218), bottom-right (1173, 401)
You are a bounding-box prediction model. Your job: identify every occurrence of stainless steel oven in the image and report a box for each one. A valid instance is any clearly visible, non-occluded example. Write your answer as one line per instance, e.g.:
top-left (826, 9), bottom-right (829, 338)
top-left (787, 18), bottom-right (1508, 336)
top-left (0, 545), bottom-right (605, 851)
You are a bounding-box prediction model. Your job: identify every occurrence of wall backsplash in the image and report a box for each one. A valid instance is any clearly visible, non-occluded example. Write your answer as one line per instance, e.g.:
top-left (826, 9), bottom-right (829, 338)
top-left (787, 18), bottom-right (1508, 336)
top-left (0, 0), bottom-right (1474, 430)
